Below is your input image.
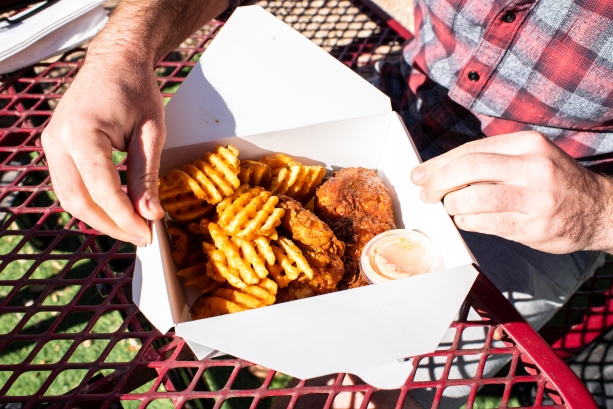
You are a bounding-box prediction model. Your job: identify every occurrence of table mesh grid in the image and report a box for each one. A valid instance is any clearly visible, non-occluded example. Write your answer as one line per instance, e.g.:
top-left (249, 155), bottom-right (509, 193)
top-left (0, 1), bottom-right (594, 408)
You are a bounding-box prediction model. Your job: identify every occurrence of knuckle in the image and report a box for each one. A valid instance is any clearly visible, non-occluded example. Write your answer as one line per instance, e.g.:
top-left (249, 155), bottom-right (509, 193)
top-left (523, 131), bottom-right (548, 150)
top-left (487, 187), bottom-right (507, 211)
top-left (58, 196), bottom-right (85, 218)
top-left (464, 138), bottom-right (485, 154)
top-left (433, 163), bottom-right (451, 183)
top-left (90, 191), bottom-right (113, 209)
top-left (539, 188), bottom-right (558, 214)
top-left (52, 123), bottom-right (75, 145)
top-left (462, 154), bottom-right (481, 174)
top-left (532, 155), bottom-right (557, 181)
top-left (130, 171), bottom-right (161, 198)
top-left (89, 188), bottom-right (115, 209)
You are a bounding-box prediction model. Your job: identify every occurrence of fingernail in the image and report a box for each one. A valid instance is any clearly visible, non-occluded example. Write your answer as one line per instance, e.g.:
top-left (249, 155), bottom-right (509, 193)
top-left (133, 236), bottom-right (148, 247)
top-left (411, 167), bottom-right (425, 185)
top-left (147, 198), bottom-right (164, 217)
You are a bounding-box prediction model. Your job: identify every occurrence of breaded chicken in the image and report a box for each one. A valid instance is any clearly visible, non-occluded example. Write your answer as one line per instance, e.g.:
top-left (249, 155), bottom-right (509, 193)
top-left (275, 195), bottom-right (345, 302)
top-left (314, 167), bottom-right (396, 289)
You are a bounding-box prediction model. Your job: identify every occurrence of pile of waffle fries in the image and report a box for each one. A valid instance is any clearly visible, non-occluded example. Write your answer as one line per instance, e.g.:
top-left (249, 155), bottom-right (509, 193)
top-left (159, 145), bottom-right (327, 318)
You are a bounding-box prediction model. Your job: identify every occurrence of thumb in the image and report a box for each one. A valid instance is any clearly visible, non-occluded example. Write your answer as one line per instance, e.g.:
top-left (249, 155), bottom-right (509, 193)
top-left (127, 117), bottom-right (166, 221)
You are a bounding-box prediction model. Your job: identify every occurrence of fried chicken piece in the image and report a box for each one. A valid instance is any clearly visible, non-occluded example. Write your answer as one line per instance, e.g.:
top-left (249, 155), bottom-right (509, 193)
top-left (314, 167), bottom-right (396, 289)
top-left (275, 195), bottom-right (345, 302)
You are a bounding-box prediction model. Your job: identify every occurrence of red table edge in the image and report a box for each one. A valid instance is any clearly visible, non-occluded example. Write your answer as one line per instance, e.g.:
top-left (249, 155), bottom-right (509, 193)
top-left (471, 266), bottom-right (598, 408)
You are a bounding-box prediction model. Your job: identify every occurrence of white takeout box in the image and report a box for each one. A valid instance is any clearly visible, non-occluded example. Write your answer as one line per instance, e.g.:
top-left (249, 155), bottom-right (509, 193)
top-left (134, 6), bottom-right (479, 389)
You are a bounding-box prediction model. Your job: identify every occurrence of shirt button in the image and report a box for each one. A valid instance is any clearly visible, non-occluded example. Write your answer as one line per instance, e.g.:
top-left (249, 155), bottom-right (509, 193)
top-left (502, 12), bottom-right (516, 23)
top-left (468, 71), bottom-right (480, 81)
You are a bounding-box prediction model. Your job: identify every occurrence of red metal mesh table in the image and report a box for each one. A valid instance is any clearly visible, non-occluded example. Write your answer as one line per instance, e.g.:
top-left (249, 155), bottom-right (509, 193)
top-left (0, 1), bottom-right (597, 408)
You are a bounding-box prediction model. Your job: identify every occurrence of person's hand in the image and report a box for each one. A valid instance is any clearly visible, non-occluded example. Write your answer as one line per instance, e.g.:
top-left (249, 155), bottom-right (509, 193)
top-left (410, 131), bottom-right (613, 254)
top-left (41, 54), bottom-right (165, 246)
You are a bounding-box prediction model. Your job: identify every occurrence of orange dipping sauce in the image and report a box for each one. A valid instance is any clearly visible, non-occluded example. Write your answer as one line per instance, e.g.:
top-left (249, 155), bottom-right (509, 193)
top-left (360, 230), bottom-right (443, 284)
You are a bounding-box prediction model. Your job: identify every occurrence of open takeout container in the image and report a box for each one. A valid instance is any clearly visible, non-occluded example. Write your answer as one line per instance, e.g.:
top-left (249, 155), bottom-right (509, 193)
top-left (133, 6), bottom-right (479, 389)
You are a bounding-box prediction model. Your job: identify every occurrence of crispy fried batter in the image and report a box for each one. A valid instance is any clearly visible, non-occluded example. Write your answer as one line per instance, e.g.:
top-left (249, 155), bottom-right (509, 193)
top-left (275, 195), bottom-right (345, 301)
top-left (314, 167), bottom-right (396, 290)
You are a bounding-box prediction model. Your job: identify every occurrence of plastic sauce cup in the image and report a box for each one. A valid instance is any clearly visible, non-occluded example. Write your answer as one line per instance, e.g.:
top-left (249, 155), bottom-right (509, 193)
top-left (360, 229), bottom-right (443, 284)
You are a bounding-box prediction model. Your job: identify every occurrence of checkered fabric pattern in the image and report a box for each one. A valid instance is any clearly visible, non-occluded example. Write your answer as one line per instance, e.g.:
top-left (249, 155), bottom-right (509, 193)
top-left (381, 0), bottom-right (613, 171)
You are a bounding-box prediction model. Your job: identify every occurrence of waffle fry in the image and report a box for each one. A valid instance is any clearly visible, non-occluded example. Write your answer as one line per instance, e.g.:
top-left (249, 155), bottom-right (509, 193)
top-left (202, 242), bottom-right (245, 287)
top-left (160, 192), bottom-right (214, 222)
top-left (188, 217), bottom-right (213, 236)
top-left (269, 161), bottom-right (326, 204)
top-left (239, 160), bottom-right (272, 186)
top-left (232, 236), bottom-right (270, 279)
top-left (189, 277), bottom-right (278, 319)
top-left (190, 295), bottom-right (247, 318)
top-left (260, 153), bottom-right (294, 177)
top-left (159, 169), bottom-right (198, 199)
top-left (216, 184), bottom-right (251, 213)
top-left (159, 145), bottom-right (240, 210)
top-left (167, 227), bottom-right (189, 267)
top-left (207, 223), bottom-right (266, 285)
top-left (217, 186), bottom-right (284, 240)
top-left (254, 235), bottom-right (276, 265)
top-left (162, 147), bottom-right (353, 319)
top-left (176, 260), bottom-right (224, 293)
top-left (267, 237), bottom-right (314, 288)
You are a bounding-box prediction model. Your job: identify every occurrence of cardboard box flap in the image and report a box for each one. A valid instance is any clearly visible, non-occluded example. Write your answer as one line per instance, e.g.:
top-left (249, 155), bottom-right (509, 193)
top-left (176, 265), bottom-right (478, 389)
top-left (134, 221), bottom-right (189, 333)
top-left (164, 5), bottom-right (391, 150)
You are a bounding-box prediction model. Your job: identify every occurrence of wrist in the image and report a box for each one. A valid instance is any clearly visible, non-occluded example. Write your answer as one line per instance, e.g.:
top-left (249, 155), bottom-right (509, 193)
top-left (590, 174), bottom-right (613, 254)
top-left (85, 27), bottom-right (157, 70)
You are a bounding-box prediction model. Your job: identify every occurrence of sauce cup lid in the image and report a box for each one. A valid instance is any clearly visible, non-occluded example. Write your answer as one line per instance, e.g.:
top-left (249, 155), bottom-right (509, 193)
top-left (360, 229), bottom-right (443, 284)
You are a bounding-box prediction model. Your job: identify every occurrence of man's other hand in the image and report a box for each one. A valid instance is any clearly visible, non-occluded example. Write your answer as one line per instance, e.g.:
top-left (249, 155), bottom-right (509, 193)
top-left (41, 56), bottom-right (165, 246)
top-left (410, 131), bottom-right (613, 254)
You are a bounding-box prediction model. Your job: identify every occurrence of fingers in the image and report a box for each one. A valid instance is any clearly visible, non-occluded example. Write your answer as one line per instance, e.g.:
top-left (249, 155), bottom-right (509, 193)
top-left (454, 212), bottom-right (528, 239)
top-left (43, 140), bottom-right (147, 245)
top-left (63, 130), bottom-right (152, 244)
top-left (127, 116), bottom-right (166, 221)
top-left (443, 183), bottom-right (525, 215)
top-left (419, 152), bottom-right (520, 203)
top-left (411, 131), bottom-right (549, 186)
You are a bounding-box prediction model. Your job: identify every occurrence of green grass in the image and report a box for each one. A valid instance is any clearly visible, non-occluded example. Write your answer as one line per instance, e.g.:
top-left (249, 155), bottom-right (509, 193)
top-left (0, 211), bottom-right (136, 398)
top-left (460, 384), bottom-right (521, 409)
top-left (0, 208), bottom-right (291, 408)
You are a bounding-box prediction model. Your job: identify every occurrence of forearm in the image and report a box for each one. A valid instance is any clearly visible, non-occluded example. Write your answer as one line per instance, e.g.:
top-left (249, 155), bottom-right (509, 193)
top-left (86, 0), bottom-right (229, 67)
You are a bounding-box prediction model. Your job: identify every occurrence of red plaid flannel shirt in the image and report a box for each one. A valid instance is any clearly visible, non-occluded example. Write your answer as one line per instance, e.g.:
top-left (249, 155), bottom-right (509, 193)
top-left (380, 0), bottom-right (613, 172)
